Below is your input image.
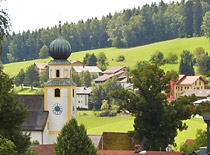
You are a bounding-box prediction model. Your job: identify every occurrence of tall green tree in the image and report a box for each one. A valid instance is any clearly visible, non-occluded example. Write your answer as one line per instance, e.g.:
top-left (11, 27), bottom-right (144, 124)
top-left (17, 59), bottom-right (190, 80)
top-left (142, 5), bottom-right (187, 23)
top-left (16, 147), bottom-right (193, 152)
top-left (55, 119), bottom-right (97, 155)
top-left (80, 70), bottom-right (92, 87)
top-left (0, 69), bottom-right (30, 154)
top-left (179, 50), bottom-right (195, 76)
top-left (72, 70), bottom-right (82, 87)
top-left (39, 44), bottom-right (49, 58)
top-left (202, 11), bottom-right (210, 40)
top-left (111, 62), bottom-right (195, 150)
top-left (193, 0), bottom-right (203, 36)
top-left (14, 69), bottom-right (25, 89)
top-left (149, 51), bottom-right (164, 63)
top-left (87, 53), bottom-right (97, 66)
top-left (24, 65), bottom-right (40, 89)
top-left (97, 52), bottom-right (108, 71)
top-left (40, 67), bottom-right (49, 86)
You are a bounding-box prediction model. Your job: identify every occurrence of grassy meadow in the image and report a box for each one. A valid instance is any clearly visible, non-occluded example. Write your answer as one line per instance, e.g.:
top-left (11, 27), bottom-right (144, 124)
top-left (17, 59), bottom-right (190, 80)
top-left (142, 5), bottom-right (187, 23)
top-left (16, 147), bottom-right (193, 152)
top-left (77, 110), bottom-right (206, 150)
top-left (3, 37), bottom-right (210, 77)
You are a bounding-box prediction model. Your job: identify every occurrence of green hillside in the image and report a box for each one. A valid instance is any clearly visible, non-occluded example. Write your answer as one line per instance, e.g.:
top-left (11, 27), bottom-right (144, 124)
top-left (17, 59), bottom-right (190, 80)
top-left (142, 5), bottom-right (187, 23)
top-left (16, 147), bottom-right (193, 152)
top-left (3, 37), bottom-right (210, 76)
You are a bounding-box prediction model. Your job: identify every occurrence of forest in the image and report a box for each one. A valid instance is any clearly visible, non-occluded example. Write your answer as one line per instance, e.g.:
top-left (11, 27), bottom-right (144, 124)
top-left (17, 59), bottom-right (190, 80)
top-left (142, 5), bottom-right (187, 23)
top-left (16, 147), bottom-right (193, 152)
top-left (1, 0), bottom-right (210, 64)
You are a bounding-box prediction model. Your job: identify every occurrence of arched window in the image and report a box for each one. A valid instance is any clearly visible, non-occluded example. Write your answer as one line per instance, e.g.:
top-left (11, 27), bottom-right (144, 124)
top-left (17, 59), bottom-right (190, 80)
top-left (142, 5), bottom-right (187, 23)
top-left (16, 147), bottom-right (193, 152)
top-left (56, 70), bottom-right (60, 78)
top-left (73, 89), bottom-right (74, 97)
top-left (55, 88), bottom-right (60, 97)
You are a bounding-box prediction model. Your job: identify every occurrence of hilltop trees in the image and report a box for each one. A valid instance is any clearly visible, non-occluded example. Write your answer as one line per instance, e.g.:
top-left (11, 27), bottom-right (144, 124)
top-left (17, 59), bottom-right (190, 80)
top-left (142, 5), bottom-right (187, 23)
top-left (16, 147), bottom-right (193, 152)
top-left (2, 0), bottom-right (210, 64)
top-left (202, 11), bottom-right (210, 40)
top-left (111, 62), bottom-right (195, 150)
top-left (55, 119), bottom-right (97, 155)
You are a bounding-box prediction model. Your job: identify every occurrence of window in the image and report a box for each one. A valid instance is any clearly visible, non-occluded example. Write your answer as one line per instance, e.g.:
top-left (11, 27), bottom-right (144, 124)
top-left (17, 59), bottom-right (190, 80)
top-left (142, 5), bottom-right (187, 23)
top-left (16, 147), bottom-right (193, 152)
top-left (73, 89), bottom-right (75, 97)
top-left (181, 87), bottom-right (183, 91)
top-left (50, 69), bottom-right (52, 78)
top-left (195, 81), bottom-right (197, 85)
top-left (56, 70), bottom-right (60, 78)
top-left (199, 81), bottom-right (201, 85)
top-left (55, 88), bottom-right (60, 97)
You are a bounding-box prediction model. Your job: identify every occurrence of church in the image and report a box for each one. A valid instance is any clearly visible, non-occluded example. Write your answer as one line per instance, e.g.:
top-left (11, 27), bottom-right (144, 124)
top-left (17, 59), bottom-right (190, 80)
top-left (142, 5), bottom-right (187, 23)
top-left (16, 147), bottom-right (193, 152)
top-left (16, 21), bottom-right (77, 144)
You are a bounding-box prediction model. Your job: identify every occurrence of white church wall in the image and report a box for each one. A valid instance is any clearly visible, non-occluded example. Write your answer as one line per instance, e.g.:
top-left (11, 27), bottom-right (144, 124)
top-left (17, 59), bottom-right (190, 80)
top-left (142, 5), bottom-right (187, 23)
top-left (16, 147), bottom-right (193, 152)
top-left (23, 131), bottom-right (42, 144)
top-left (47, 88), bottom-right (68, 132)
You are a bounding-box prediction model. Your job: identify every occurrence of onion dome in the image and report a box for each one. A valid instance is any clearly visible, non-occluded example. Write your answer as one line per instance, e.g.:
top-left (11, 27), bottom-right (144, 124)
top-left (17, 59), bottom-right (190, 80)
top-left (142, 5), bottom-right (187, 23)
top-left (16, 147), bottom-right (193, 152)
top-left (49, 21), bottom-right (71, 60)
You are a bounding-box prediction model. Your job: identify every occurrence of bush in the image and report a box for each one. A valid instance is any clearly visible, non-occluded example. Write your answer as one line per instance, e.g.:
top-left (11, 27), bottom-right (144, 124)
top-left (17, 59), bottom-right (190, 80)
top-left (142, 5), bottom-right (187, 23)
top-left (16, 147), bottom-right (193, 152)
top-left (116, 55), bottom-right (125, 62)
top-left (97, 111), bottom-right (117, 117)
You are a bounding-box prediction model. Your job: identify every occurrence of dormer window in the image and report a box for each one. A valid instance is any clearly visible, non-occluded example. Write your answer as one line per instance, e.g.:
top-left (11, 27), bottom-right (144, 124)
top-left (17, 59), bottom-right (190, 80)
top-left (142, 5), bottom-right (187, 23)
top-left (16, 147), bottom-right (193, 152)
top-left (56, 69), bottom-right (60, 78)
top-left (55, 88), bottom-right (60, 97)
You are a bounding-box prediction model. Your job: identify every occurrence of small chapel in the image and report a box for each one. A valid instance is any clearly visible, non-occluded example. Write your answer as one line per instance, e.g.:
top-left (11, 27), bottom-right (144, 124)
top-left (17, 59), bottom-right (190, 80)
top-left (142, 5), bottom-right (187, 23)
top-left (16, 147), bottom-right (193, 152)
top-left (16, 21), bottom-right (77, 144)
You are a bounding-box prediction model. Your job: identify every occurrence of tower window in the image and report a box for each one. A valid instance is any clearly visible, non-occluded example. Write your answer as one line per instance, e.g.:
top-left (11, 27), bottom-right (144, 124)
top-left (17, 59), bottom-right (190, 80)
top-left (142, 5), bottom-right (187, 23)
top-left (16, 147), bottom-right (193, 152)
top-left (56, 70), bottom-right (60, 78)
top-left (55, 88), bottom-right (60, 97)
top-left (73, 89), bottom-right (75, 97)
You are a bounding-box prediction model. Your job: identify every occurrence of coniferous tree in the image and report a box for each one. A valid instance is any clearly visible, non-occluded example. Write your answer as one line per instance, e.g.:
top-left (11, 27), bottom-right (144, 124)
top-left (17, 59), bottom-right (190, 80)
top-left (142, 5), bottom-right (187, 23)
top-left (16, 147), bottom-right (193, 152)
top-left (179, 50), bottom-right (195, 75)
top-left (55, 119), bottom-right (97, 155)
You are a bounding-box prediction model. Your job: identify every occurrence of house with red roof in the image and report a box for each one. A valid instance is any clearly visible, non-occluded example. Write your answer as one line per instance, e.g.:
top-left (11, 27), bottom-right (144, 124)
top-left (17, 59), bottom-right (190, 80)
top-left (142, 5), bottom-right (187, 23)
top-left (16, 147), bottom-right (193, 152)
top-left (169, 75), bottom-right (208, 101)
top-left (34, 63), bottom-right (48, 74)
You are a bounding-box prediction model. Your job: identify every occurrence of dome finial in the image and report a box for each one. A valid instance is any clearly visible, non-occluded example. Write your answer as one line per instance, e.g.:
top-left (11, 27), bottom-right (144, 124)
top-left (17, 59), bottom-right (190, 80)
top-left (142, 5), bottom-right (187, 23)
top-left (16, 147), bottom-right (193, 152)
top-left (59, 20), bottom-right (61, 35)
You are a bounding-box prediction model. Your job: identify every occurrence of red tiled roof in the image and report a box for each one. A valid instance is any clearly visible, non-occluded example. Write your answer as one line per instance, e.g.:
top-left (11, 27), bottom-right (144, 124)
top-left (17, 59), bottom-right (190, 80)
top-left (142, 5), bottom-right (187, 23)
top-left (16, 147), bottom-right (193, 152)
top-left (34, 63), bottom-right (48, 69)
top-left (185, 139), bottom-right (195, 146)
top-left (97, 150), bottom-right (186, 155)
top-left (177, 76), bottom-right (207, 85)
top-left (97, 150), bottom-right (134, 155)
top-left (32, 144), bottom-right (54, 155)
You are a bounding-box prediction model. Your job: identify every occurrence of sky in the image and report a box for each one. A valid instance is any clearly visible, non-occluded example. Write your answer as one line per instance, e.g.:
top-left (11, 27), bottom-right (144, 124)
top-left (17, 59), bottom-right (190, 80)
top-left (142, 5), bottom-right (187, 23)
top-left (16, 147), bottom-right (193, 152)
top-left (1, 0), bottom-right (178, 33)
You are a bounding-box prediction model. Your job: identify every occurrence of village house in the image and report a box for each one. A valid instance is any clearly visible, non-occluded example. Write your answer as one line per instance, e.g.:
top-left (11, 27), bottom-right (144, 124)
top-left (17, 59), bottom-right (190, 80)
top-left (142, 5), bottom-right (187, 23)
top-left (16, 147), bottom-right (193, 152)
top-left (34, 62), bottom-right (48, 75)
top-left (73, 66), bottom-right (102, 76)
top-left (94, 66), bottom-right (126, 83)
top-left (69, 60), bottom-right (85, 66)
top-left (169, 75), bottom-right (208, 101)
top-left (181, 89), bottom-right (210, 99)
top-left (76, 87), bottom-right (92, 109)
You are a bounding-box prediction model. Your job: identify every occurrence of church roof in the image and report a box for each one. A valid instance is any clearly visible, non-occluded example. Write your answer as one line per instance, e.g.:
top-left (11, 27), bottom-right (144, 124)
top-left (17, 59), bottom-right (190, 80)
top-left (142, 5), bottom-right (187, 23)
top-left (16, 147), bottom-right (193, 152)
top-left (15, 95), bottom-right (48, 131)
top-left (45, 79), bottom-right (76, 86)
top-left (49, 21), bottom-right (71, 60)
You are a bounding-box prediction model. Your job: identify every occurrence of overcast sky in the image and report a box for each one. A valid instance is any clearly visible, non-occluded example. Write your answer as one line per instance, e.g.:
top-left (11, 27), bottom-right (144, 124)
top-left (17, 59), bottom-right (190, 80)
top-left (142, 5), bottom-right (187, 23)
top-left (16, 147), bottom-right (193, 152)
top-left (2, 0), bottom-right (179, 33)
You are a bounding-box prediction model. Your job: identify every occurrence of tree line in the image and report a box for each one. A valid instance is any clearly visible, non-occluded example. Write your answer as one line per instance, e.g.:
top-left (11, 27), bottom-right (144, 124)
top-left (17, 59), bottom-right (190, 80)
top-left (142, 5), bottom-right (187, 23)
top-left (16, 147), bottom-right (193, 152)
top-left (1, 0), bottom-right (210, 64)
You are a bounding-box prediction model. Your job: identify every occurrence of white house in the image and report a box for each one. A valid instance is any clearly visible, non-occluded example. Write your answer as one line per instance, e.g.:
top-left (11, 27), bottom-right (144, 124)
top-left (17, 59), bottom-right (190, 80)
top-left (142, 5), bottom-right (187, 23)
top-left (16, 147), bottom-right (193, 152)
top-left (76, 87), bottom-right (92, 109)
top-left (73, 66), bottom-right (102, 76)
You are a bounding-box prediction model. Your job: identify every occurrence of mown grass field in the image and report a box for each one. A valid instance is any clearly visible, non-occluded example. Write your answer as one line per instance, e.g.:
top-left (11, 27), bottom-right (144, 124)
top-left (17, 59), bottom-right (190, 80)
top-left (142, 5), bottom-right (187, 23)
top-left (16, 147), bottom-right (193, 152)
top-left (77, 110), bottom-right (206, 150)
top-left (3, 37), bottom-right (210, 76)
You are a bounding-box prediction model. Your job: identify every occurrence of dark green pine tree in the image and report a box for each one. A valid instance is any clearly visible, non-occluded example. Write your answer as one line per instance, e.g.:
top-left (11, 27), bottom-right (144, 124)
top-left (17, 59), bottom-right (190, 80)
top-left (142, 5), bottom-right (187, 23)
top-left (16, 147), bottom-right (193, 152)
top-left (55, 119), bottom-right (97, 155)
top-left (87, 53), bottom-right (97, 66)
top-left (183, 0), bottom-right (194, 37)
top-left (179, 50), bottom-right (195, 76)
top-left (14, 68), bottom-right (25, 89)
top-left (193, 0), bottom-right (203, 36)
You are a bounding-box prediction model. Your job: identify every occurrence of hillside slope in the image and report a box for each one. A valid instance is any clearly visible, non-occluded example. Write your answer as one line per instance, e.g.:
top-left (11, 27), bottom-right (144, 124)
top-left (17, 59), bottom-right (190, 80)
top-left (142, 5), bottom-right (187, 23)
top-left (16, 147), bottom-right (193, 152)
top-left (3, 37), bottom-right (210, 76)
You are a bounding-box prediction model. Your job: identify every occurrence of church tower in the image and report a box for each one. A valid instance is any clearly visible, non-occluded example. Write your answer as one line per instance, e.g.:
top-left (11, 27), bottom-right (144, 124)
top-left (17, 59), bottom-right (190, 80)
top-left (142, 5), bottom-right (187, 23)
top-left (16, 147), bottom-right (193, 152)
top-left (44, 21), bottom-right (76, 144)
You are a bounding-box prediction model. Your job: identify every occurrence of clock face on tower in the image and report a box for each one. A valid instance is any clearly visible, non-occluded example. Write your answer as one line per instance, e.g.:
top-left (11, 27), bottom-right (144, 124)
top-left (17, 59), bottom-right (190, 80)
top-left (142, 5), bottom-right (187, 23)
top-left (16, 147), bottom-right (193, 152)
top-left (52, 103), bottom-right (63, 115)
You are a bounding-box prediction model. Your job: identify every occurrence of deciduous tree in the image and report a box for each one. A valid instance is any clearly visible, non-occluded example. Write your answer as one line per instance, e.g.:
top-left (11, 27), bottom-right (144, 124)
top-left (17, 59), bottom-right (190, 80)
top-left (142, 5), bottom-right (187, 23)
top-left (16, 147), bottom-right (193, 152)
top-left (24, 65), bottom-right (40, 89)
top-left (14, 69), bottom-right (25, 89)
top-left (111, 62), bottom-right (195, 150)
